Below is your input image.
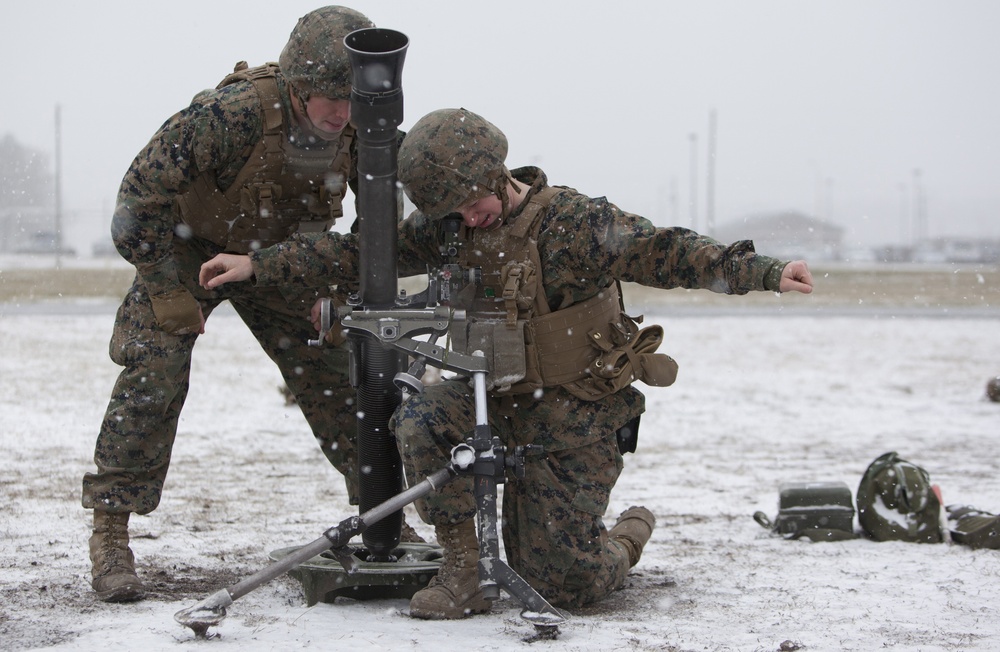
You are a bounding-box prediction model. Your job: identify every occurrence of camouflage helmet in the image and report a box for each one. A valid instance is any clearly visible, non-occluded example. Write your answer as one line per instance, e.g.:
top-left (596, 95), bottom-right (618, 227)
top-left (986, 375), bottom-right (1000, 402)
top-left (856, 451), bottom-right (945, 544)
top-left (398, 108), bottom-right (511, 220)
top-left (279, 6), bottom-right (374, 99)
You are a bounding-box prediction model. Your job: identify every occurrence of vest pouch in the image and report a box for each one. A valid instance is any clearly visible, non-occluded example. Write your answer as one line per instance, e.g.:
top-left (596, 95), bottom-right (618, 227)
top-left (641, 354), bottom-right (679, 386)
top-left (294, 188), bottom-right (341, 234)
top-left (239, 181), bottom-right (281, 216)
top-left (319, 182), bottom-right (346, 219)
top-left (228, 182), bottom-right (301, 252)
top-left (493, 321), bottom-right (532, 392)
top-left (589, 324), bottom-right (676, 386)
top-left (454, 318), bottom-right (532, 393)
top-left (563, 323), bottom-right (677, 402)
top-left (636, 326), bottom-right (678, 387)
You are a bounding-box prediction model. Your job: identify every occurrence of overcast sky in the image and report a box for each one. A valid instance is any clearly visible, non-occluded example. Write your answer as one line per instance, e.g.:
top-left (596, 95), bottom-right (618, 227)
top-left (3, 0), bottom-right (999, 252)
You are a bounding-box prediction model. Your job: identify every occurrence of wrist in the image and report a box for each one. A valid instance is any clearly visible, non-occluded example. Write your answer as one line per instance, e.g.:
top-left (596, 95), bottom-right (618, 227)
top-left (763, 261), bottom-right (787, 293)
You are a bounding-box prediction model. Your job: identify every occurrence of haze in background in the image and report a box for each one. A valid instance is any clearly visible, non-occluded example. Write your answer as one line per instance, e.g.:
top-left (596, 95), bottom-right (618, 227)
top-left (3, 0), bottom-right (998, 254)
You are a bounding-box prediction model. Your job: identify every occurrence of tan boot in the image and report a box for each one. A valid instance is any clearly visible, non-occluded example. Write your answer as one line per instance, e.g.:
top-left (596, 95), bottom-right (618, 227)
top-left (609, 506), bottom-right (656, 567)
top-left (89, 510), bottom-right (144, 602)
top-left (409, 520), bottom-right (491, 619)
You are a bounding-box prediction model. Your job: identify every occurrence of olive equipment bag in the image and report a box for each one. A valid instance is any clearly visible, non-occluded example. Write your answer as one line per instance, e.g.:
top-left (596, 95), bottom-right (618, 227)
top-left (754, 481), bottom-right (857, 542)
top-left (856, 451), bottom-right (945, 544)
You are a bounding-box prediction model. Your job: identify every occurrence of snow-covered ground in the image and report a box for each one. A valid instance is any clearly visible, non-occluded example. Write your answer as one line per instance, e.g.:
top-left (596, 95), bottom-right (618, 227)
top-left (2, 264), bottom-right (999, 651)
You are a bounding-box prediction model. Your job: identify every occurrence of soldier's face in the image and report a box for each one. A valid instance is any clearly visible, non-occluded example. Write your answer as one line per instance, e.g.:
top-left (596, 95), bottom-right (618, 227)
top-left (458, 194), bottom-right (502, 230)
top-left (303, 97), bottom-right (352, 139)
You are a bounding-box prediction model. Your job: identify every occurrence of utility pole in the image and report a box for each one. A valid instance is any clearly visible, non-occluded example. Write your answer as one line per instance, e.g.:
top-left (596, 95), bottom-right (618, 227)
top-left (688, 132), bottom-right (698, 231)
top-left (808, 160), bottom-right (822, 221)
top-left (898, 182), bottom-right (908, 246)
top-left (912, 168), bottom-right (925, 242)
top-left (705, 109), bottom-right (716, 237)
top-left (670, 176), bottom-right (679, 225)
top-left (54, 104), bottom-right (63, 269)
top-left (825, 177), bottom-right (834, 224)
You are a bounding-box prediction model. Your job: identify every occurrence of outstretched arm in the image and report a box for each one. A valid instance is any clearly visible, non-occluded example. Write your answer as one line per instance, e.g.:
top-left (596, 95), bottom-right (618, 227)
top-left (200, 254), bottom-right (253, 289)
top-left (779, 260), bottom-right (813, 294)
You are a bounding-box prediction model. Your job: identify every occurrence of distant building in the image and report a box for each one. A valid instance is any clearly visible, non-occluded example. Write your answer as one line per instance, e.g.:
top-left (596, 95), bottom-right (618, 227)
top-left (713, 211), bottom-right (844, 262)
top-left (0, 206), bottom-right (68, 254)
top-left (912, 237), bottom-right (1000, 264)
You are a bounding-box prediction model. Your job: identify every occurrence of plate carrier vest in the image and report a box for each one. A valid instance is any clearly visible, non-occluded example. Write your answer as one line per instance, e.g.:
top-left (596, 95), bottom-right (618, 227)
top-left (174, 62), bottom-right (354, 254)
top-left (449, 185), bottom-right (678, 401)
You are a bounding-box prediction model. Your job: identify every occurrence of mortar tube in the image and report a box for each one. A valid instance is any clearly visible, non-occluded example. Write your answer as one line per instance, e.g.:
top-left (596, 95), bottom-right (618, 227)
top-left (345, 27), bottom-right (409, 560)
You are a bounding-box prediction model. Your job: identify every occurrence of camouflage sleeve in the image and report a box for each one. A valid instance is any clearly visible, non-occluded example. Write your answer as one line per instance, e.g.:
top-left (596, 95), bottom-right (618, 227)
top-left (249, 210), bottom-right (438, 287)
top-left (397, 210), bottom-right (443, 273)
top-left (541, 192), bottom-right (787, 297)
top-left (111, 83), bottom-right (262, 295)
top-left (250, 231), bottom-right (360, 287)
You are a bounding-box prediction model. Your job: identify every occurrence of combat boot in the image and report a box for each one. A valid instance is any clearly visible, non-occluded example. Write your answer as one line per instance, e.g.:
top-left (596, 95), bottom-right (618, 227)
top-left (409, 520), bottom-right (491, 619)
top-left (609, 506), bottom-right (656, 567)
top-left (89, 510), bottom-right (144, 602)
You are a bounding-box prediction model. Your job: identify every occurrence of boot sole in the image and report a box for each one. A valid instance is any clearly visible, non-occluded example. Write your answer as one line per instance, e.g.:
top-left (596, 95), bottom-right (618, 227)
top-left (94, 582), bottom-right (145, 603)
top-left (410, 602), bottom-right (492, 620)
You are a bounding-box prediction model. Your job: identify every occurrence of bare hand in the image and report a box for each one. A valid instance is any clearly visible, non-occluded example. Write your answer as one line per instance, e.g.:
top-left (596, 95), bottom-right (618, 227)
top-left (779, 260), bottom-right (813, 294)
top-left (200, 254), bottom-right (253, 290)
top-left (310, 298), bottom-right (325, 333)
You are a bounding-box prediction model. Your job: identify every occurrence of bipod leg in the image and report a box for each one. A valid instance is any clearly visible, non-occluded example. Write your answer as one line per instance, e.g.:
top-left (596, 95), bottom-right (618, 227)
top-left (174, 461), bottom-right (467, 637)
top-left (467, 361), bottom-right (569, 636)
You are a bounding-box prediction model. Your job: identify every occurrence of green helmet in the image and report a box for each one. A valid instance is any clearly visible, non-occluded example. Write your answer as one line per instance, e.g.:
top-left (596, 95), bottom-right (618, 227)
top-left (278, 6), bottom-right (374, 99)
top-left (397, 108), bottom-right (511, 220)
top-left (856, 451), bottom-right (944, 544)
top-left (987, 375), bottom-right (1000, 402)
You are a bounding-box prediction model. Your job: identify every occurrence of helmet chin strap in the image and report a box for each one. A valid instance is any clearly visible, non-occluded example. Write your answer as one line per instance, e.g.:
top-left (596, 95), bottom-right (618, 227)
top-left (493, 167), bottom-right (518, 223)
top-left (291, 84), bottom-right (340, 142)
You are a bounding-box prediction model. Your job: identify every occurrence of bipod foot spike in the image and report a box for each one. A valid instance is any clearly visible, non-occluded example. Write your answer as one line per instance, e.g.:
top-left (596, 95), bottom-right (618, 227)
top-left (522, 607), bottom-right (568, 640)
top-left (173, 588), bottom-right (232, 638)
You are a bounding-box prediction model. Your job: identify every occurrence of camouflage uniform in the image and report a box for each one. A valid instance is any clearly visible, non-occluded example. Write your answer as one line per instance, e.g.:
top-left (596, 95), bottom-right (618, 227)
top-left (81, 71), bottom-right (365, 516)
top-left (249, 166), bottom-right (788, 608)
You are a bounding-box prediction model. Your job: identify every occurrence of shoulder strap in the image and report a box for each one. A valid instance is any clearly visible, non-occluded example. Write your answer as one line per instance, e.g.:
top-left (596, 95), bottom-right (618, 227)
top-left (515, 185), bottom-right (561, 316)
top-left (509, 185), bottom-right (560, 241)
top-left (217, 63), bottom-right (284, 196)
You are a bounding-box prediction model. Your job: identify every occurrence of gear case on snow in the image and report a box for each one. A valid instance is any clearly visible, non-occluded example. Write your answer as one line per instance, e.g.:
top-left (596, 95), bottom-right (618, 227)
top-left (753, 482), bottom-right (857, 541)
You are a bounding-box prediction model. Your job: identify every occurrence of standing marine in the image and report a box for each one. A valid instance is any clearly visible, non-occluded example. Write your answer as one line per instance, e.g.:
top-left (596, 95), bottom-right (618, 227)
top-left (80, 6), bottom-right (418, 603)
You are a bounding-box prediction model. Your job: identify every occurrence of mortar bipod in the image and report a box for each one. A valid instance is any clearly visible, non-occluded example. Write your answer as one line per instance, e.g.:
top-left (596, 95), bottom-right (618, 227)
top-left (311, 302), bottom-right (568, 632)
top-left (173, 453), bottom-right (467, 638)
top-left (464, 353), bottom-right (569, 634)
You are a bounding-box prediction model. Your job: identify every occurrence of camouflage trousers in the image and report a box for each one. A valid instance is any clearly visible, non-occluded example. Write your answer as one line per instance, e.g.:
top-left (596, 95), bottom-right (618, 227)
top-left (81, 237), bottom-right (358, 515)
top-left (392, 379), bottom-right (644, 609)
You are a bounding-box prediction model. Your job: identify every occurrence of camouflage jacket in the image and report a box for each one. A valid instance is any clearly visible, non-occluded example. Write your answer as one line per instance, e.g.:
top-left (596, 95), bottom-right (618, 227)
top-left (251, 166), bottom-right (788, 299)
top-left (111, 71), bottom-right (360, 297)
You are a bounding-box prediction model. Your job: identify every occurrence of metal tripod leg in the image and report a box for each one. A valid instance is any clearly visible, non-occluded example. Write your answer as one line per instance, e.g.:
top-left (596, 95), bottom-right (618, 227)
top-left (467, 361), bottom-right (569, 632)
top-left (173, 460), bottom-right (465, 637)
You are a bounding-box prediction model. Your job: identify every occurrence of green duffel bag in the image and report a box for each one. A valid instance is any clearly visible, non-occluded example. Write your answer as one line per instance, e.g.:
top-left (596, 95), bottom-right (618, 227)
top-left (856, 451), bottom-right (945, 544)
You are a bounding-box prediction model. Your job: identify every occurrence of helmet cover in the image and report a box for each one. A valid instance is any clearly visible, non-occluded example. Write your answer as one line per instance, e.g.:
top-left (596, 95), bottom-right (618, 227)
top-left (279, 6), bottom-right (374, 99)
top-left (397, 108), bottom-right (510, 220)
